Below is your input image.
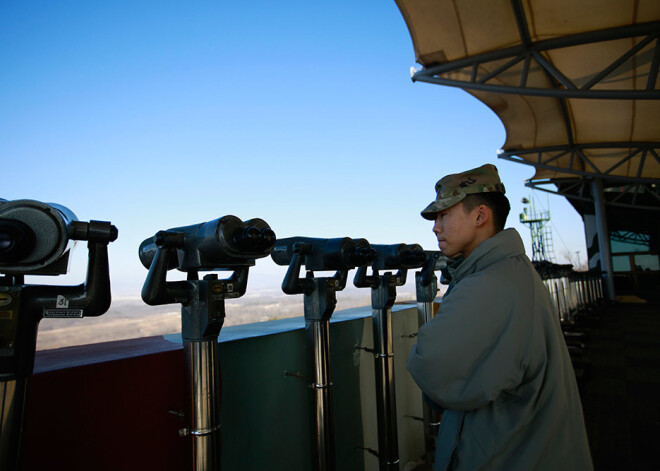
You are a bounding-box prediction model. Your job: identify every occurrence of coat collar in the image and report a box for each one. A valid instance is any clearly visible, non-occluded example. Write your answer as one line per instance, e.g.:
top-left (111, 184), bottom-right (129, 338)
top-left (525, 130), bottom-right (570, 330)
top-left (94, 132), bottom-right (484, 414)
top-left (447, 228), bottom-right (525, 284)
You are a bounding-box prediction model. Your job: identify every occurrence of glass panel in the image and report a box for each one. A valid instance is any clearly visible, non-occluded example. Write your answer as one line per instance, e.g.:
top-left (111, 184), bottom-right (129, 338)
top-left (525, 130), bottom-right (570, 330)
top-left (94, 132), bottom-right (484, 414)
top-left (633, 254), bottom-right (660, 271)
top-left (610, 231), bottom-right (650, 253)
top-left (612, 255), bottom-right (631, 272)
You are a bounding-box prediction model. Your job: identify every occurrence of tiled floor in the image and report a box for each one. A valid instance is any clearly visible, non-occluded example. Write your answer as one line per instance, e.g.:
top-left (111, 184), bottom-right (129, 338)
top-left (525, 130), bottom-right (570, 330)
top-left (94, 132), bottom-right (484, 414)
top-left (578, 302), bottom-right (660, 470)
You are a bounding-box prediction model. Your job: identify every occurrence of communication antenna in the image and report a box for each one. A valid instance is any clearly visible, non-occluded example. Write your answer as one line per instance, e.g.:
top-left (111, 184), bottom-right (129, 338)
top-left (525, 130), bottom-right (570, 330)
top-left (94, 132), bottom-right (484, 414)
top-left (520, 194), bottom-right (556, 262)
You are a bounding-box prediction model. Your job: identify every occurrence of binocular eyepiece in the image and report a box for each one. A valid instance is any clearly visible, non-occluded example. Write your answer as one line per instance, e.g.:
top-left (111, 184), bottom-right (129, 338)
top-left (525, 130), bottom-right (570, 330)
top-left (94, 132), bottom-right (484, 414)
top-left (271, 236), bottom-right (376, 271)
top-left (0, 199), bottom-right (77, 275)
top-left (0, 218), bottom-right (36, 264)
top-left (0, 199), bottom-right (117, 276)
top-left (368, 243), bottom-right (427, 271)
top-left (232, 225), bottom-right (276, 252)
top-left (139, 215), bottom-right (276, 272)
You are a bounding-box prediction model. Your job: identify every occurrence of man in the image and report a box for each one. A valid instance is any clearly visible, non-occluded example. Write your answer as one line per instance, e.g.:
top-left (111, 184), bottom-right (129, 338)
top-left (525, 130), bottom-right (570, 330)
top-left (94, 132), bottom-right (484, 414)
top-left (407, 164), bottom-right (592, 470)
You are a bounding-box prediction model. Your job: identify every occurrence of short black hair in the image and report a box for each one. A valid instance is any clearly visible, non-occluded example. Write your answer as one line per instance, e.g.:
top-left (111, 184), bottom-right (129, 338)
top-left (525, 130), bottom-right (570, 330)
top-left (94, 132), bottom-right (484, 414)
top-left (461, 192), bottom-right (510, 232)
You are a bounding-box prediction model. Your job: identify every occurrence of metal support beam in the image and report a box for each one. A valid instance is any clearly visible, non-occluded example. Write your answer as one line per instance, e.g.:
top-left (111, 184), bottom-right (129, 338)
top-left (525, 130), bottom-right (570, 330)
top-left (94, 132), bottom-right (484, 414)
top-left (591, 178), bottom-right (616, 301)
top-left (412, 21), bottom-right (660, 99)
top-left (525, 179), bottom-right (660, 211)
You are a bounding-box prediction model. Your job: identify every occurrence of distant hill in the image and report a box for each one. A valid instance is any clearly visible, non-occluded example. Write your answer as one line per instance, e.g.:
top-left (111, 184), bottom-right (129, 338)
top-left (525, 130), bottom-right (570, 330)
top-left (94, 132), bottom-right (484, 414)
top-left (36, 287), bottom-right (419, 351)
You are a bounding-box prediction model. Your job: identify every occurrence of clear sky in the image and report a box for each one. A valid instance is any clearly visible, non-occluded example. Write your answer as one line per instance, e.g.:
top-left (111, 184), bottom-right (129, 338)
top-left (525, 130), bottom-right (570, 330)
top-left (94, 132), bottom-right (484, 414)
top-left (1, 0), bottom-right (587, 297)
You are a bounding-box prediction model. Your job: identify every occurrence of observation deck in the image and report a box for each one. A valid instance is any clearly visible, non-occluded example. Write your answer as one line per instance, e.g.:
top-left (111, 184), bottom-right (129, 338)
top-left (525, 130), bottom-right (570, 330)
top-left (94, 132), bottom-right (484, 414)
top-left (18, 298), bottom-right (660, 470)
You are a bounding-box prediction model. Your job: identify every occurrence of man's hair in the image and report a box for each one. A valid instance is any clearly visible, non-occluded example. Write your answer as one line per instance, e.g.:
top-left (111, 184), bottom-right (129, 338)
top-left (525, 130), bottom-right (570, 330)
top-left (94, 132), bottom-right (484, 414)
top-left (461, 192), bottom-right (511, 232)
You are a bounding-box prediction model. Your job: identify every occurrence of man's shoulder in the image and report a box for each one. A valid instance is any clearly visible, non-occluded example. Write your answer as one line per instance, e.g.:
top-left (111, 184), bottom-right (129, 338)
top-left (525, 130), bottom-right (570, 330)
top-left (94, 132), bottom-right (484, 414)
top-left (467, 253), bottom-right (533, 282)
top-left (453, 254), bottom-right (534, 300)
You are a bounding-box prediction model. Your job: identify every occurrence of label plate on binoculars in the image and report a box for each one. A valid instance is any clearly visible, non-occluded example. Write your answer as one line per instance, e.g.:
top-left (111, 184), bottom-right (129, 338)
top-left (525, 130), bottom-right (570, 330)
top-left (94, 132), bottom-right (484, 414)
top-left (43, 308), bottom-right (84, 318)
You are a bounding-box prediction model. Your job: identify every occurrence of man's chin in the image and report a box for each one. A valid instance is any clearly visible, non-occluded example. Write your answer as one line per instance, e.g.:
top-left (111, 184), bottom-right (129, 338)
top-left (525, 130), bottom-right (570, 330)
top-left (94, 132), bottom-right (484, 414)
top-left (438, 245), bottom-right (459, 258)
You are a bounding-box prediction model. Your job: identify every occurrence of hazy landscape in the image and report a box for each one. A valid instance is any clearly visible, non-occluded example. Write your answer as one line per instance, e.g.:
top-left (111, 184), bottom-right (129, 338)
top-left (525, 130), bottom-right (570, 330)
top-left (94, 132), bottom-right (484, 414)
top-left (36, 287), bottom-right (422, 351)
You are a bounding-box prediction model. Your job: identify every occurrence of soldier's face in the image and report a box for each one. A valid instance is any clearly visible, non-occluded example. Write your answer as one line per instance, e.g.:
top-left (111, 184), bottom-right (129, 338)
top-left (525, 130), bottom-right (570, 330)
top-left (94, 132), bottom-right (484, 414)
top-left (432, 202), bottom-right (479, 259)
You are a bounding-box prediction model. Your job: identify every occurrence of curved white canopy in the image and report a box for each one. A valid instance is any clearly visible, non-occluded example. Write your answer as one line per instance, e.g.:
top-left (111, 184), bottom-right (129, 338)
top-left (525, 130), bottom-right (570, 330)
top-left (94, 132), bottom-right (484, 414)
top-left (396, 0), bottom-right (660, 183)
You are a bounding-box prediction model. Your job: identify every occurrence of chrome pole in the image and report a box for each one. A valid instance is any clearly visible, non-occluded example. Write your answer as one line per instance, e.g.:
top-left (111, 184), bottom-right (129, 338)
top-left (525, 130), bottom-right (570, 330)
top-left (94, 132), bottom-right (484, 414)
top-left (416, 301), bottom-right (434, 326)
top-left (564, 276), bottom-right (577, 314)
top-left (185, 339), bottom-right (222, 471)
top-left (307, 319), bottom-right (335, 471)
top-left (545, 280), bottom-right (558, 319)
top-left (414, 261), bottom-right (441, 467)
top-left (561, 275), bottom-right (573, 320)
top-left (557, 280), bottom-right (569, 322)
top-left (585, 278), bottom-right (591, 307)
top-left (0, 378), bottom-right (28, 471)
top-left (576, 279), bottom-right (585, 310)
top-left (552, 281), bottom-right (563, 322)
top-left (591, 178), bottom-right (616, 301)
top-left (372, 305), bottom-right (399, 470)
top-left (417, 299), bottom-right (439, 463)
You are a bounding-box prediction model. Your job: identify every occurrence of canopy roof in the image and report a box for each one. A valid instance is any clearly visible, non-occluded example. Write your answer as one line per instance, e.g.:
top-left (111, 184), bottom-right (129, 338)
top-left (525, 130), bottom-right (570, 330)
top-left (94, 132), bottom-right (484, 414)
top-left (396, 0), bottom-right (660, 185)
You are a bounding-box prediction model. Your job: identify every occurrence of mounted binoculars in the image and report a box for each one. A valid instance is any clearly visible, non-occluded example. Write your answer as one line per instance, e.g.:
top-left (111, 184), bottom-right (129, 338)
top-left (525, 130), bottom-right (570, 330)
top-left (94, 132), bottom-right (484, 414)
top-left (354, 243), bottom-right (426, 291)
top-left (138, 215), bottom-right (276, 471)
top-left (0, 199), bottom-right (117, 471)
top-left (271, 236), bottom-right (376, 272)
top-left (367, 243), bottom-right (427, 271)
top-left (139, 215), bottom-right (275, 273)
top-left (0, 199), bottom-right (117, 275)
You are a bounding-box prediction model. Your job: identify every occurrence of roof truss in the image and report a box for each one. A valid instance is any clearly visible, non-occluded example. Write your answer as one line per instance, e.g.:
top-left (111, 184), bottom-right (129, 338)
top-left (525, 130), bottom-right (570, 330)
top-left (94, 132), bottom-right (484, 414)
top-left (412, 20), bottom-right (660, 100)
top-left (526, 178), bottom-right (660, 211)
top-left (499, 143), bottom-right (660, 183)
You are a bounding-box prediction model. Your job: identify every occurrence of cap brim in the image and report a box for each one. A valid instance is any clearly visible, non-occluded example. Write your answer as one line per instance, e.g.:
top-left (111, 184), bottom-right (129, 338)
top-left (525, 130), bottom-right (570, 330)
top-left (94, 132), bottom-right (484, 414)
top-left (420, 194), bottom-right (466, 220)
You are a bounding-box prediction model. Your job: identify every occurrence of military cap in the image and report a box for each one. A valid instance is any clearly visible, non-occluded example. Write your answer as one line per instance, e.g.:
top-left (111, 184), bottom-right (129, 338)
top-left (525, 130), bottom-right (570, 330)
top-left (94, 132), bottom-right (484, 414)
top-left (421, 163), bottom-right (506, 220)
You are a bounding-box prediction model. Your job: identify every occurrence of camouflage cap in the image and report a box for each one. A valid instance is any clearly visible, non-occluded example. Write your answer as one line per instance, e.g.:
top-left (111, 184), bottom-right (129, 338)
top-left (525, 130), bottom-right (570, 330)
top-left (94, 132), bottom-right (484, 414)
top-left (421, 164), bottom-right (506, 220)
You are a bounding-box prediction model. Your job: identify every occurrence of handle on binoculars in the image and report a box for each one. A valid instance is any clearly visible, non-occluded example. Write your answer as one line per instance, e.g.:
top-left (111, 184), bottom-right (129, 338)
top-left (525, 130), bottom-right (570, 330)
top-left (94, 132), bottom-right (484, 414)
top-left (225, 265), bottom-right (250, 298)
top-left (281, 242), bottom-right (315, 295)
top-left (353, 265), bottom-right (374, 288)
top-left (21, 221), bottom-right (118, 317)
top-left (331, 269), bottom-right (349, 292)
top-left (69, 220), bottom-right (119, 244)
top-left (354, 265), bottom-right (408, 289)
top-left (395, 269), bottom-right (408, 286)
top-left (420, 252), bottom-right (439, 287)
top-left (142, 232), bottom-right (192, 306)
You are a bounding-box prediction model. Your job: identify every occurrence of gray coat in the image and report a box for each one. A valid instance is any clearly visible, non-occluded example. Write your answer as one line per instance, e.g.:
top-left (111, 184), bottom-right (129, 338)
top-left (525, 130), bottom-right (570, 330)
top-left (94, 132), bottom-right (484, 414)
top-left (407, 228), bottom-right (592, 470)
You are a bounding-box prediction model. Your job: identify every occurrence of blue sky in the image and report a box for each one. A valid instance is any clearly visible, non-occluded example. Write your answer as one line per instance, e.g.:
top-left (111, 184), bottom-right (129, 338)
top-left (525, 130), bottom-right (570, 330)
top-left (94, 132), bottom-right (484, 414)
top-left (1, 1), bottom-right (587, 296)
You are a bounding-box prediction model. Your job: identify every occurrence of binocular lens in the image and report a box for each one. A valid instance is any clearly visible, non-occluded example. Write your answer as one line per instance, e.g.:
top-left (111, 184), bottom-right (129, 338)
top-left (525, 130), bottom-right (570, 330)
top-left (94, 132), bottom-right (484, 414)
top-left (0, 220), bottom-right (36, 262)
top-left (261, 228), bottom-right (276, 244)
top-left (351, 246), bottom-right (377, 264)
top-left (0, 231), bottom-right (13, 251)
top-left (232, 226), bottom-right (276, 252)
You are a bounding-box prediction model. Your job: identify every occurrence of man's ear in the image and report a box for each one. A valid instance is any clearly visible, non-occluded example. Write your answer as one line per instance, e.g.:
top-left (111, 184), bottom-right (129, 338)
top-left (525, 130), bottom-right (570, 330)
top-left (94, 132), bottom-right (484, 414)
top-left (474, 204), bottom-right (490, 228)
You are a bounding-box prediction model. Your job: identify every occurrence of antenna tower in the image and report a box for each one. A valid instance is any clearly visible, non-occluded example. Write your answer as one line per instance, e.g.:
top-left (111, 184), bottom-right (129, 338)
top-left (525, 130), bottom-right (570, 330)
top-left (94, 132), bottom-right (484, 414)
top-left (519, 195), bottom-right (556, 262)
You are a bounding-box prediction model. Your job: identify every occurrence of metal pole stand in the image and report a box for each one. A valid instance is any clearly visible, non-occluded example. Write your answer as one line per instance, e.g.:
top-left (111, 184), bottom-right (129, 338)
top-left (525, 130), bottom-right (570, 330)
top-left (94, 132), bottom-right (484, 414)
top-left (140, 216), bottom-right (274, 471)
top-left (142, 235), bottom-right (251, 471)
top-left (281, 244), bottom-right (348, 471)
top-left (354, 267), bottom-right (405, 470)
top-left (0, 220), bottom-right (117, 471)
top-left (353, 243), bottom-right (426, 471)
top-left (413, 251), bottom-right (445, 465)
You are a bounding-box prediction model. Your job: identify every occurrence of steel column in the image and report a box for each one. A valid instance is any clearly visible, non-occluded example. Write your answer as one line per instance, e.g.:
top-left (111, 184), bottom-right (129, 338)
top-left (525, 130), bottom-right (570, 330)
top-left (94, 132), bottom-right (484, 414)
top-left (185, 339), bottom-right (222, 471)
top-left (591, 179), bottom-right (616, 301)
top-left (414, 265), bottom-right (441, 466)
top-left (307, 319), bottom-right (335, 471)
top-left (371, 303), bottom-right (399, 470)
top-left (415, 299), bottom-right (439, 464)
